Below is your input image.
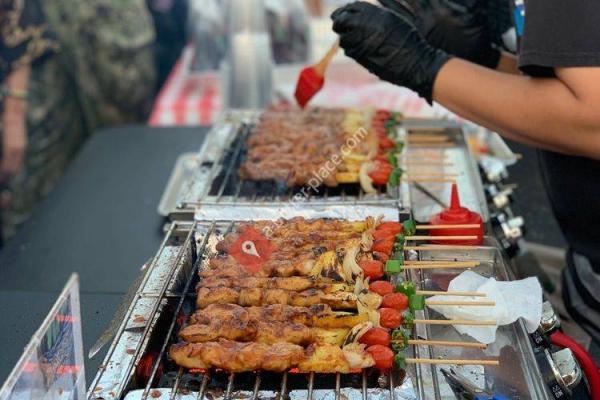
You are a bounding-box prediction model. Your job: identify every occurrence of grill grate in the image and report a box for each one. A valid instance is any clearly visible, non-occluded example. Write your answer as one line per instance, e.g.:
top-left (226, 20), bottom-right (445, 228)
top-left (89, 221), bottom-right (412, 400)
top-left (175, 115), bottom-right (403, 213)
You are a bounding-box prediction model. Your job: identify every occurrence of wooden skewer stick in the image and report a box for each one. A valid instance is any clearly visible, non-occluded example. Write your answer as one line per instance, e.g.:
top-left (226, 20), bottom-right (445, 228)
top-left (404, 339), bottom-right (487, 349)
top-left (404, 245), bottom-right (480, 251)
top-left (417, 224), bottom-right (481, 229)
top-left (403, 161), bottom-right (454, 167)
top-left (405, 235), bottom-right (477, 241)
top-left (426, 300), bottom-right (495, 307)
top-left (406, 358), bottom-right (499, 366)
top-left (405, 173), bottom-right (459, 178)
top-left (403, 264), bottom-right (478, 270)
top-left (408, 139), bottom-right (451, 144)
top-left (402, 178), bottom-right (456, 184)
top-left (405, 261), bottom-right (480, 266)
top-left (417, 290), bottom-right (486, 297)
top-left (409, 142), bottom-right (455, 148)
top-left (415, 319), bottom-right (497, 326)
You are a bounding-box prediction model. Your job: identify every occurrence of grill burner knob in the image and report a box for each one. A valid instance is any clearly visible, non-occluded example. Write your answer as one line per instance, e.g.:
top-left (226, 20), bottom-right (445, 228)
top-left (537, 348), bottom-right (583, 398)
top-left (530, 301), bottom-right (560, 352)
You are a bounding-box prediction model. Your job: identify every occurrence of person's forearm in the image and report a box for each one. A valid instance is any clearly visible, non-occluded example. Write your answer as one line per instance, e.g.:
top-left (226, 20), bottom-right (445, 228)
top-left (495, 52), bottom-right (519, 75)
top-left (433, 59), bottom-right (600, 159)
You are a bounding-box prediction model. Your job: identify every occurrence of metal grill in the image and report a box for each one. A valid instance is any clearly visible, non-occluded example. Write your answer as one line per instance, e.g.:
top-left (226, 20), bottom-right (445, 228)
top-left (163, 110), bottom-right (407, 220)
top-left (88, 221), bottom-right (416, 400)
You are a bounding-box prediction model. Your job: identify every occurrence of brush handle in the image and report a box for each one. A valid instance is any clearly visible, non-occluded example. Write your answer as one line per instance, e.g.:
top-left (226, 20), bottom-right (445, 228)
top-left (314, 40), bottom-right (340, 76)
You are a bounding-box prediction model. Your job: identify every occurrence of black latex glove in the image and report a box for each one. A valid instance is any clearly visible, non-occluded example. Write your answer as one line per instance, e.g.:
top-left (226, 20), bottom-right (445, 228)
top-left (331, 1), bottom-right (450, 103)
top-left (379, 0), bottom-right (500, 68)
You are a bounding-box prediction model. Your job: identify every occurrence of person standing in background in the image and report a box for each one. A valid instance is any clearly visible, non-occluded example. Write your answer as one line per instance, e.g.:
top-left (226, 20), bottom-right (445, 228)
top-left (0, 0), bottom-right (156, 242)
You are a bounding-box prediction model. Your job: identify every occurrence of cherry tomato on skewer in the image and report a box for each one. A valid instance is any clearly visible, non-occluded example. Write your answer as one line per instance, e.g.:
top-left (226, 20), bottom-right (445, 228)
top-left (369, 280), bottom-right (394, 296)
top-left (382, 292), bottom-right (409, 311)
top-left (358, 260), bottom-right (384, 280)
top-left (376, 222), bottom-right (403, 234)
top-left (366, 345), bottom-right (395, 370)
top-left (372, 237), bottom-right (395, 255)
top-left (359, 328), bottom-right (391, 347)
top-left (379, 307), bottom-right (402, 329)
top-left (372, 251), bottom-right (390, 263)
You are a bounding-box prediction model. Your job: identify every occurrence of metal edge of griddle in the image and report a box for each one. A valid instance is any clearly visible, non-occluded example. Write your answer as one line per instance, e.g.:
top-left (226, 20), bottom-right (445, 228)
top-left (412, 237), bottom-right (550, 400)
top-left (403, 122), bottom-right (491, 226)
top-left (88, 221), bottom-right (197, 399)
top-left (160, 111), bottom-right (250, 219)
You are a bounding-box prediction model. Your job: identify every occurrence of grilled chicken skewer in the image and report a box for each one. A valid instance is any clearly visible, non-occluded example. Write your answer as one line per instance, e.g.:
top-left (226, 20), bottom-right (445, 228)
top-left (196, 286), bottom-right (365, 310)
top-left (169, 340), bottom-right (374, 373)
top-left (190, 304), bottom-right (368, 329)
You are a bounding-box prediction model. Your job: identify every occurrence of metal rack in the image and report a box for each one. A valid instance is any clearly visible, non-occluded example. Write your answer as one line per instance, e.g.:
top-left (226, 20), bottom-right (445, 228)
top-left (88, 221), bottom-right (416, 400)
top-left (158, 110), bottom-right (408, 221)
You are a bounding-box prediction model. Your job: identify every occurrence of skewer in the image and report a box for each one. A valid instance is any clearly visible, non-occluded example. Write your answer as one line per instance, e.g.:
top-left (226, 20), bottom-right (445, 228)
top-left (404, 245), bottom-right (480, 251)
top-left (406, 358), bottom-right (499, 366)
top-left (405, 235), bottom-right (477, 241)
top-left (417, 223), bottom-right (481, 230)
top-left (409, 142), bottom-right (455, 148)
top-left (417, 290), bottom-right (486, 297)
top-left (402, 339), bottom-right (487, 349)
top-left (404, 261), bottom-right (480, 266)
top-left (405, 173), bottom-right (459, 178)
top-left (414, 319), bottom-right (497, 326)
top-left (407, 136), bottom-right (450, 143)
top-left (401, 178), bottom-right (456, 184)
top-left (425, 300), bottom-right (495, 306)
top-left (403, 264), bottom-right (477, 270)
top-left (403, 161), bottom-right (454, 167)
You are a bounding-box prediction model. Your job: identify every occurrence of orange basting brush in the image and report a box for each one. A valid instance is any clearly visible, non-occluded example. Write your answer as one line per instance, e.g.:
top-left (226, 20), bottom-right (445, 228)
top-left (294, 41), bottom-right (339, 108)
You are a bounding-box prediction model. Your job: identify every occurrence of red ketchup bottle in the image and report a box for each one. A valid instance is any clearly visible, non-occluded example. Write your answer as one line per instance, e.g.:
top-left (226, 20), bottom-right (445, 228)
top-left (428, 184), bottom-right (484, 245)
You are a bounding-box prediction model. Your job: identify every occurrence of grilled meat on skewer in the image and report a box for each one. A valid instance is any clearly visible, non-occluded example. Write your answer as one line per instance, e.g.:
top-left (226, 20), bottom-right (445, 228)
top-left (196, 286), bottom-right (359, 309)
top-left (179, 320), bottom-right (350, 346)
top-left (190, 304), bottom-right (369, 329)
top-left (169, 340), bottom-right (374, 373)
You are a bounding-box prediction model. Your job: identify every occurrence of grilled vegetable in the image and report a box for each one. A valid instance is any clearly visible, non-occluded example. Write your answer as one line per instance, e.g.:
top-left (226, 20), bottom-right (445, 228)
top-left (409, 294), bottom-right (426, 311)
top-left (385, 259), bottom-right (403, 274)
top-left (359, 327), bottom-right (391, 347)
top-left (396, 281), bottom-right (416, 298)
top-left (358, 260), bottom-right (384, 280)
top-left (379, 307), bottom-right (402, 329)
top-left (368, 280), bottom-right (394, 296)
top-left (381, 293), bottom-right (409, 311)
top-left (366, 344), bottom-right (394, 370)
top-left (391, 329), bottom-right (410, 352)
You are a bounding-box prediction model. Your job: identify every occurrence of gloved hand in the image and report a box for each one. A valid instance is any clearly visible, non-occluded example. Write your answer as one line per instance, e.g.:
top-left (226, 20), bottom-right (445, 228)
top-left (331, 1), bottom-right (451, 103)
top-left (379, 0), bottom-right (500, 68)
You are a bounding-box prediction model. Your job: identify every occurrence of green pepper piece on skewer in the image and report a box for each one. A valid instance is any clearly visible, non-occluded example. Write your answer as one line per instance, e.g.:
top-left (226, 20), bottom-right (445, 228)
top-left (401, 310), bottom-right (415, 330)
top-left (396, 281), bottom-right (417, 298)
top-left (388, 168), bottom-right (402, 186)
top-left (385, 259), bottom-right (403, 274)
top-left (390, 250), bottom-right (404, 263)
top-left (395, 142), bottom-right (404, 154)
top-left (391, 328), bottom-right (410, 352)
top-left (394, 352), bottom-right (407, 369)
top-left (387, 152), bottom-right (398, 167)
top-left (409, 294), bottom-right (426, 312)
top-left (402, 219), bottom-right (417, 236)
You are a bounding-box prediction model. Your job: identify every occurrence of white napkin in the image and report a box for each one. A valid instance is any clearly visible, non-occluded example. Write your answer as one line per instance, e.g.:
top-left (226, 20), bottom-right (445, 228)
top-left (427, 271), bottom-right (542, 344)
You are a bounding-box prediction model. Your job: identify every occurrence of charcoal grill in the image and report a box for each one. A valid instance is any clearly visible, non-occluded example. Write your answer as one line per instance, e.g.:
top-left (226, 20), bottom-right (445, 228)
top-left (159, 110), bottom-right (411, 221)
top-left (88, 220), bottom-right (550, 400)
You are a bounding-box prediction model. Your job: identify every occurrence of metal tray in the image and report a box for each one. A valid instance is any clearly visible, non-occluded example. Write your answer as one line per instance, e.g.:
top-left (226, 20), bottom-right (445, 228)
top-left (406, 238), bottom-right (549, 399)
